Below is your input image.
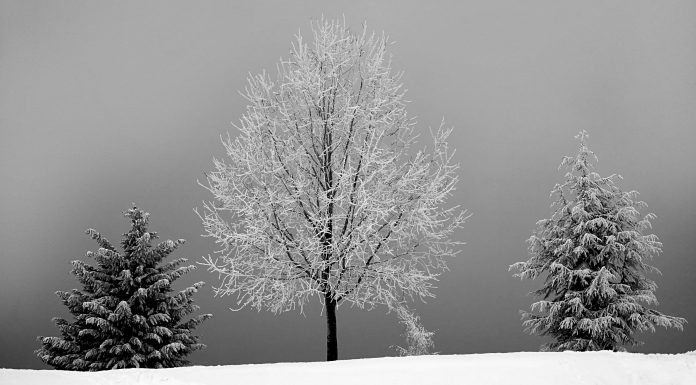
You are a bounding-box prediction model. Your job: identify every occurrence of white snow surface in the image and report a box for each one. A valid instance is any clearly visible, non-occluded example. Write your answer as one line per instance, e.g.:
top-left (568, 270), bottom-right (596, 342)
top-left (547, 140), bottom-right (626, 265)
top-left (2, 352), bottom-right (695, 385)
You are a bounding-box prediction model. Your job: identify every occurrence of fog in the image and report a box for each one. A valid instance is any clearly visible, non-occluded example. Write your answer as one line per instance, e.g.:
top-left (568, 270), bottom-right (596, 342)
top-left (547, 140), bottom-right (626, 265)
top-left (1, 0), bottom-right (694, 368)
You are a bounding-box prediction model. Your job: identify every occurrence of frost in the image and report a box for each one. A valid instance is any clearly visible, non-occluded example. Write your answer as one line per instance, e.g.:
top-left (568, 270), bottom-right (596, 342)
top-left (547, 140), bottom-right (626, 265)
top-left (510, 131), bottom-right (685, 351)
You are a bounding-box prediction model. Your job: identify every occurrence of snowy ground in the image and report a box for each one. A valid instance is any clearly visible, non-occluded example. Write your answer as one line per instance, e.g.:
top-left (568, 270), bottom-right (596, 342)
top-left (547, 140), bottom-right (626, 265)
top-left (2, 352), bottom-right (695, 385)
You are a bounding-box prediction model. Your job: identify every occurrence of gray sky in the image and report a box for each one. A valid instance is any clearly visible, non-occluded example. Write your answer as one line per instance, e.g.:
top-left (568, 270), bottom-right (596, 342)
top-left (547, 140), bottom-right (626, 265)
top-left (1, 0), bottom-right (695, 368)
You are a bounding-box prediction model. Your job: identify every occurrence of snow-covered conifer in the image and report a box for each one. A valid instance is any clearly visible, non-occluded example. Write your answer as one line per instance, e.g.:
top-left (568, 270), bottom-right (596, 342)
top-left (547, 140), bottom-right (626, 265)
top-left (36, 206), bottom-right (212, 370)
top-left (511, 131), bottom-right (685, 351)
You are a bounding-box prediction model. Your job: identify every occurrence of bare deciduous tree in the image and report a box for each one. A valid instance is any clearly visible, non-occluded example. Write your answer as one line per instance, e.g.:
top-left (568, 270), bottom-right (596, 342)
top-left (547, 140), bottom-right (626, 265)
top-left (197, 18), bottom-right (468, 361)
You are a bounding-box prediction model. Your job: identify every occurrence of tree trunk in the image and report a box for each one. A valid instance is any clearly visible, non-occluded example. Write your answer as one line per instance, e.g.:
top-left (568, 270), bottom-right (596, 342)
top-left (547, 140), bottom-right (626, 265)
top-left (325, 294), bottom-right (338, 361)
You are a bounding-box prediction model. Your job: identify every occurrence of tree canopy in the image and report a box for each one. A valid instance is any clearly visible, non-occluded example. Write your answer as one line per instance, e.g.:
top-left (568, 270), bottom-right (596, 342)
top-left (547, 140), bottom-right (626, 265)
top-left (198, 18), bottom-right (467, 360)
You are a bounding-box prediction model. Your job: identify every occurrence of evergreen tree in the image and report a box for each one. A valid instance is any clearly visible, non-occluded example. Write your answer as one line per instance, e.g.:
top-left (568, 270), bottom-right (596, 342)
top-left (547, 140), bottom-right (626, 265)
top-left (511, 131), bottom-right (685, 351)
top-left (36, 206), bottom-right (212, 370)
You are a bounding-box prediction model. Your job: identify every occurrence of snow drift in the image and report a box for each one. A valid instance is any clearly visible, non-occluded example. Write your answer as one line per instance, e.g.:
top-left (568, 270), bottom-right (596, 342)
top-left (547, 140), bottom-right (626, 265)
top-left (2, 352), bottom-right (695, 385)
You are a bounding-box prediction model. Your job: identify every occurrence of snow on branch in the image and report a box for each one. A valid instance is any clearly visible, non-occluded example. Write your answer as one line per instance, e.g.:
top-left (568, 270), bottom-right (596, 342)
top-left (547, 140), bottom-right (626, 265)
top-left (198, 18), bottom-right (468, 315)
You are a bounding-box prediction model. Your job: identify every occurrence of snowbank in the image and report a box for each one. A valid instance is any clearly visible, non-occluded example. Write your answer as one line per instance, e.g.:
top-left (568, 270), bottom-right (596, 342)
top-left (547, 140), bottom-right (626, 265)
top-left (2, 352), bottom-right (695, 385)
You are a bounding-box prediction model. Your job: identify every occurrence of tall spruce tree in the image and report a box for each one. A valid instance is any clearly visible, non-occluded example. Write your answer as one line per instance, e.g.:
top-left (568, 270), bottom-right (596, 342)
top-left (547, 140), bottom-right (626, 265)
top-left (36, 206), bottom-right (212, 370)
top-left (511, 131), bottom-right (685, 351)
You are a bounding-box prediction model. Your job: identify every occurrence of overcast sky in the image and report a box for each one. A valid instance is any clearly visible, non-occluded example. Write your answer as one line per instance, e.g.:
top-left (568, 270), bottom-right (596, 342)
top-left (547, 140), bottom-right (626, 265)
top-left (1, 0), bottom-right (695, 369)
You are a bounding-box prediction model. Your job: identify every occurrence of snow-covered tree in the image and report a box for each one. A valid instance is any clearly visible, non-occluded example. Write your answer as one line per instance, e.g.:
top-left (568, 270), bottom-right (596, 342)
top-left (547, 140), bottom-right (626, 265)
top-left (36, 206), bottom-right (212, 370)
top-left (511, 131), bottom-right (686, 351)
top-left (392, 305), bottom-right (436, 356)
top-left (197, 18), bottom-right (468, 361)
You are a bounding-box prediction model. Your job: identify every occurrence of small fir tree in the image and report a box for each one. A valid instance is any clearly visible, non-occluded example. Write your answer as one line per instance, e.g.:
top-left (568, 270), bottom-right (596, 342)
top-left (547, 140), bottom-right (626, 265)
top-left (36, 206), bottom-right (212, 370)
top-left (511, 131), bottom-right (685, 351)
